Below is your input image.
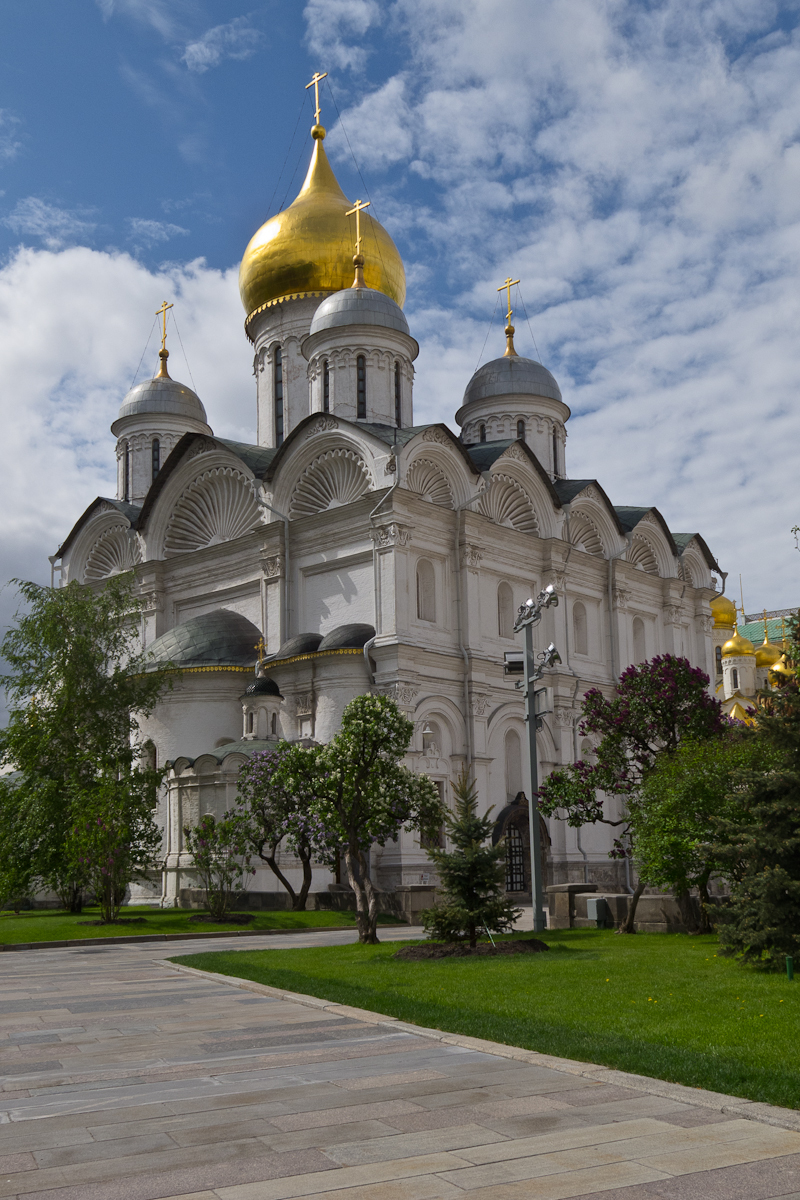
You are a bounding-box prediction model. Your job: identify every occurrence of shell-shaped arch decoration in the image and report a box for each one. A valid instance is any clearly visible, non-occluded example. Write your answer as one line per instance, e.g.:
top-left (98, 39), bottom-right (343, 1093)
top-left (289, 448), bottom-right (372, 519)
top-left (405, 457), bottom-right (454, 508)
top-left (628, 536), bottom-right (659, 575)
top-left (570, 512), bottom-right (604, 556)
top-left (83, 524), bottom-right (141, 581)
top-left (164, 468), bottom-right (262, 557)
top-left (479, 474), bottom-right (539, 536)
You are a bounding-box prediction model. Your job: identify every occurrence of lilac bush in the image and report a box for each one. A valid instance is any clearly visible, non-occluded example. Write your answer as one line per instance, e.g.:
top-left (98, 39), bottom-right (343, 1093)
top-left (182, 810), bottom-right (255, 920)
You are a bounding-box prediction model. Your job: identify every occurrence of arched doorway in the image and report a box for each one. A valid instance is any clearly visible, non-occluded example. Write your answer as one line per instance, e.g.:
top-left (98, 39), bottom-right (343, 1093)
top-left (492, 794), bottom-right (550, 898)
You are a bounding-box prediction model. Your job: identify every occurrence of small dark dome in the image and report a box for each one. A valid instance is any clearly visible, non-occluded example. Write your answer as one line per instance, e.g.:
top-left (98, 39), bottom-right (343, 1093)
top-left (318, 623), bottom-right (376, 651)
top-left (244, 676), bottom-right (282, 697)
top-left (146, 609), bottom-right (261, 669)
top-left (271, 632), bottom-right (323, 660)
top-left (309, 287), bottom-right (410, 338)
top-left (463, 355), bottom-right (561, 407)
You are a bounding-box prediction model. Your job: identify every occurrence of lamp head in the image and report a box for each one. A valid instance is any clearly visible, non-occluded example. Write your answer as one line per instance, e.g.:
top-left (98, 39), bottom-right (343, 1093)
top-left (543, 642), bottom-right (562, 668)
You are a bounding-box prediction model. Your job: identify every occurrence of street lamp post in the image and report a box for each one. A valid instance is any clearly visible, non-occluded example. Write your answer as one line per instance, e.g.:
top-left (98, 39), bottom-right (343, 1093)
top-left (512, 585), bottom-right (561, 933)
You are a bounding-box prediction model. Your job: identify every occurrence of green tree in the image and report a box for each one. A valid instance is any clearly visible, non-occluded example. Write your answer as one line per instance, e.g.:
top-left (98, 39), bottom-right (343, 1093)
top-left (0, 777), bottom-right (33, 912)
top-left (421, 769), bottom-right (520, 948)
top-left (303, 693), bottom-right (444, 944)
top-left (631, 733), bottom-right (777, 932)
top-left (0, 575), bottom-right (170, 915)
top-left (237, 742), bottom-right (330, 911)
top-left (537, 655), bottom-right (725, 932)
top-left (711, 613), bottom-right (800, 965)
top-left (183, 810), bottom-right (256, 920)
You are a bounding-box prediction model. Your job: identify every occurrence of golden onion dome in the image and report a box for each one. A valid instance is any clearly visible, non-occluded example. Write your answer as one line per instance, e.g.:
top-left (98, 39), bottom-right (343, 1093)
top-left (770, 654), bottom-right (794, 683)
top-left (709, 593), bottom-right (737, 629)
top-left (239, 124), bottom-right (406, 328)
top-left (755, 633), bottom-right (782, 669)
top-left (721, 629), bottom-right (755, 659)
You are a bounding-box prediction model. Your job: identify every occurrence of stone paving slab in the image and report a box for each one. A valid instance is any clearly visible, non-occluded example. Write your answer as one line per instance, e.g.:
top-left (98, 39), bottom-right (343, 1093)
top-left (0, 927), bottom-right (798, 1200)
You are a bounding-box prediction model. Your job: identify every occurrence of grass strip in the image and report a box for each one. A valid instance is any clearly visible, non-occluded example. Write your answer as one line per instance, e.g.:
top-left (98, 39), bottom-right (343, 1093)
top-left (0, 905), bottom-right (402, 944)
top-left (173, 928), bottom-right (800, 1110)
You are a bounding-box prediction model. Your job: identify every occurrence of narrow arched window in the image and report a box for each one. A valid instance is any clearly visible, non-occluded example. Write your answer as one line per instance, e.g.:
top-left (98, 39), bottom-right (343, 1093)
top-left (505, 728), bottom-right (523, 802)
top-left (124, 442), bottom-right (131, 502)
top-left (632, 616), bottom-right (646, 664)
top-left (247, 711), bottom-right (254, 734)
top-left (479, 423), bottom-right (486, 442)
top-left (357, 354), bottom-right (366, 419)
top-left (151, 438), bottom-right (160, 483)
top-left (274, 345), bottom-right (284, 446)
top-left (498, 581), bottom-right (514, 639)
top-left (516, 419), bottom-right (525, 440)
top-left (416, 558), bottom-right (436, 622)
top-left (552, 429), bottom-right (559, 474)
top-left (271, 711), bottom-right (277, 735)
top-left (322, 360), bottom-right (330, 413)
top-left (715, 645), bottom-right (723, 675)
top-left (732, 668), bottom-right (739, 690)
top-left (394, 361), bottom-right (401, 427)
top-left (572, 601), bottom-right (588, 656)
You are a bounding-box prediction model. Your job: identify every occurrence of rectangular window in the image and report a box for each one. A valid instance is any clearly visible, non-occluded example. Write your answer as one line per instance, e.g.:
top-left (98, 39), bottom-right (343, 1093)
top-left (151, 438), bottom-right (160, 483)
top-left (274, 346), bottom-right (284, 446)
top-left (124, 443), bottom-right (130, 502)
top-left (357, 354), bottom-right (366, 419)
top-left (323, 360), bottom-right (329, 413)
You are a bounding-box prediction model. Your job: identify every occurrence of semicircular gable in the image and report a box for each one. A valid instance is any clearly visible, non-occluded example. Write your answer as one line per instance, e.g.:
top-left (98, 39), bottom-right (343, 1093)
top-left (288, 447), bottom-right (373, 519)
top-left (84, 524), bottom-right (142, 581)
top-left (569, 511), bottom-right (605, 556)
top-left (679, 544), bottom-right (713, 590)
top-left (627, 533), bottom-right (660, 575)
top-left (163, 466), bottom-right (262, 558)
top-left (405, 456), bottom-right (455, 509)
top-left (479, 473), bottom-right (539, 536)
top-left (628, 515), bottom-right (677, 578)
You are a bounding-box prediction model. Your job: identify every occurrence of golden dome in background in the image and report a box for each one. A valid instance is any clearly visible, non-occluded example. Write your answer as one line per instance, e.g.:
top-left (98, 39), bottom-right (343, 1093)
top-left (755, 633), bottom-right (782, 669)
top-left (239, 125), bottom-right (406, 328)
top-left (771, 654), bottom-right (794, 683)
top-left (721, 629), bottom-right (755, 659)
top-left (709, 593), bottom-right (737, 629)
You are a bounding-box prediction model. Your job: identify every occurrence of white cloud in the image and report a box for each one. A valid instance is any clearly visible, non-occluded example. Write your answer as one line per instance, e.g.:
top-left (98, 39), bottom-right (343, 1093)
top-left (304, 0), bottom-right (382, 71)
top-left (318, 0), bottom-right (800, 609)
top-left (0, 246), bottom-right (254, 638)
top-left (182, 17), bottom-right (263, 73)
top-left (2, 198), bottom-right (97, 250)
top-left (95, 0), bottom-right (190, 40)
top-left (127, 217), bottom-right (190, 247)
top-left (0, 110), bottom-right (21, 164)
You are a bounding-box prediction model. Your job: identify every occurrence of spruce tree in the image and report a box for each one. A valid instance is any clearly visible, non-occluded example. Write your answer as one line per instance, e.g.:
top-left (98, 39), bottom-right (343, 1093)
top-left (712, 612), bottom-right (800, 965)
top-left (422, 769), bottom-right (520, 948)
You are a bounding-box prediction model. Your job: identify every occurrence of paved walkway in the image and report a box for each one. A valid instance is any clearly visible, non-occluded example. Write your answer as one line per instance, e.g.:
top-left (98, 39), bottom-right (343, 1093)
top-left (1, 929), bottom-right (800, 1200)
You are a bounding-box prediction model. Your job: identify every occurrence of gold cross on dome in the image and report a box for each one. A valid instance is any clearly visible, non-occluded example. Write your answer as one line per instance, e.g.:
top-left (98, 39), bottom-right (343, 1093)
top-left (156, 300), bottom-right (173, 352)
top-left (305, 71), bottom-right (328, 124)
top-left (497, 277), bottom-right (520, 325)
top-left (254, 637), bottom-right (266, 660)
top-left (346, 198), bottom-right (371, 256)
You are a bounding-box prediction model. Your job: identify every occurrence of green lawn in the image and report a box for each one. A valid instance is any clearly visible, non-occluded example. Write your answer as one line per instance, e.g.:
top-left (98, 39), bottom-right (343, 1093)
top-left (0, 905), bottom-right (400, 944)
top-left (174, 929), bottom-right (800, 1110)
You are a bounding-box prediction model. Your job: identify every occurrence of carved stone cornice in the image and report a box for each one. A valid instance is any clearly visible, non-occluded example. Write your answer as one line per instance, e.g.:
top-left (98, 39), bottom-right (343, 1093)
top-left (290, 692), bottom-right (314, 717)
top-left (663, 603), bottom-right (683, 627)
top-left (613, 586), bottom-right (630, 610)
top-left (469, 693), bottom-right (490, 717)
top-left (422, 427), bottom-right (448, 444)
top-left (375, 682), bottom-right (418, 707)
top-left (554, 707), bottom-right (578, 728)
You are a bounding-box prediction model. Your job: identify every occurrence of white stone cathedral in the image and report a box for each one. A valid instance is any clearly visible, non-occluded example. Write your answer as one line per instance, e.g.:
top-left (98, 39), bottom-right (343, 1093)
top-left (55, 111), bottom-right (725, 908)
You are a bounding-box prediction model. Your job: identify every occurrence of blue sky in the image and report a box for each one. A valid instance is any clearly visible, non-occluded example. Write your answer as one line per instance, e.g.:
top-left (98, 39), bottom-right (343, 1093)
top-left (0, 0), bottom-right (799, 625)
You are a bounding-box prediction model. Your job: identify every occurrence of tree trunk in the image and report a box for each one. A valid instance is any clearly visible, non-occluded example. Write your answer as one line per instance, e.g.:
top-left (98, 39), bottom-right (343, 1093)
top-left (676, 888), bottom-right (700, 933)
top-left (697, 871), bottom-right (714, 934)
top-left (344, 846), bottom-right (379, 943)
top-left (617, 876), bottom-right (646, 933)
top-left (292, 845), bottom-right (314, 912)
top-left (259, 847), bottom-right (299, 909)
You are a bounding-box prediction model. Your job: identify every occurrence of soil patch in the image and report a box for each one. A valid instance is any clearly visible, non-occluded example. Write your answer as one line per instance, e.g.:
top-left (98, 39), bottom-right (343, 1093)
top-left (188, 913), bottom-right (255, 926)
top-left (395, 937), bottom-right (549, 961)
top-left (77, 918), bottom-right (148, 927)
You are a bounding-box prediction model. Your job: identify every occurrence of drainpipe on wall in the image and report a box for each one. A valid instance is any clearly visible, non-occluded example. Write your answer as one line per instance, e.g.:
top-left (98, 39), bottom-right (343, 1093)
top-left (368, 455), bottom-right (401, 637)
